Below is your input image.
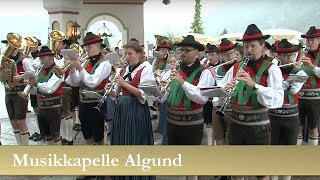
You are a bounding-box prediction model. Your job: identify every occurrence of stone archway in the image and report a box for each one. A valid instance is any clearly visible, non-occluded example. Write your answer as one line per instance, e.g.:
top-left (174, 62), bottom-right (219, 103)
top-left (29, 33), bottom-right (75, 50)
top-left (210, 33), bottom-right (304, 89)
top-left (83, 13), bottom-right (128, 47)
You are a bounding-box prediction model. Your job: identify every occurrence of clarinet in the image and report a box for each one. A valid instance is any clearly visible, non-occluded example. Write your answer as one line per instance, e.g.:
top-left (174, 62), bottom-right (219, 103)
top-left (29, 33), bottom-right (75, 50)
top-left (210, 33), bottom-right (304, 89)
top-left (94, 63), bottom-right (127, 112)
top-left (216, 56), bottom-right (251, 118)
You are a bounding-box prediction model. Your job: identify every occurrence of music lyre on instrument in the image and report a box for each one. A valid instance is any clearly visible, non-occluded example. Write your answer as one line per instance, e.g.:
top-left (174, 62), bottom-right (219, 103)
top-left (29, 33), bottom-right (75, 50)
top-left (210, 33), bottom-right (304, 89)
top-left (216, 57), bottom-right (251, 118)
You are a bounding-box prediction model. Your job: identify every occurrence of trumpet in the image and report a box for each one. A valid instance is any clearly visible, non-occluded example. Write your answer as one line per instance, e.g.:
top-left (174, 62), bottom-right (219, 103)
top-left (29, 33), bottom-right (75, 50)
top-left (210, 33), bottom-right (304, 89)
top-left (18, 64), bottom-right (44, 100)
top-left (94, 61), bottom-right (128, 112)
top-left (278, 47), bottom-right (310, 68)
top-left (216, 56), bottom-right (251, 118)
top-left (52, 44), bottom-right (88, 78)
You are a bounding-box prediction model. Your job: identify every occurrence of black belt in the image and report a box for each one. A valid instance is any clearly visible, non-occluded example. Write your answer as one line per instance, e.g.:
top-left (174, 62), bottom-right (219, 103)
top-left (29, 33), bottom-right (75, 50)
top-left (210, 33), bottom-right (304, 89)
top-left (231, 108), bottom-right (269, 125)
top-left (5, 84), bottom-right (26, 94)
top-left (269, 105), bottom-right (298, 117)
top-left (298, 89), bottom-right (320, 99)
top-left (38, 97), bottom-right (62, 109)
top-left (79, 90), bottom-right (104, 103)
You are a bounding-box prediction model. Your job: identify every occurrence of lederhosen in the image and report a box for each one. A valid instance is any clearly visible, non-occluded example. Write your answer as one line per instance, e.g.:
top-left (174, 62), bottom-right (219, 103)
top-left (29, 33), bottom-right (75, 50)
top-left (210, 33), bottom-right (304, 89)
top-left (228, 58), bottom-right (272, 145)
top-left (212, 62), bottom-right (234, 140)
top-left (36, 64), bottom-right (63, 138)
top-left (78, 54), bottom-right (108, 142)
top-left (269, 66), bottom-right (301, 145)
top-left (5, 59), bottom-right (28, 120)
top-left (167, 60), bottom-right (206, 145)
top-left (298, 50), bottom-right (320, 135)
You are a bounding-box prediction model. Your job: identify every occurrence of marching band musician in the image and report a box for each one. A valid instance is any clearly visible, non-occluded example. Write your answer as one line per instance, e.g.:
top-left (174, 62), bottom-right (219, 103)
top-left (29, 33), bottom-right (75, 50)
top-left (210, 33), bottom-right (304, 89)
top-left (55, 38), bottom-right (75, 145)
top-left (163, 35), bottom-right (215, 145)
top-left (202, 43), bottom-right (219, 145)
top-left (65, 32), bottom-right (111, 145)
top-left (198, 44), bottom-right (207, 65)
top-left (105, 43), bottom-right (156, 146)
top-left (269, 39), bottom-right (306, 180)
top-left (270, 39), bottom-right (306, 146)
top-left (298, 26), bottom-right (320, 145)
top-left (220, 24), bottom-right (284, 180)
top-left (1, 38), bottom-right (35, 145)
top-left (28, 46), bottom-right (64, 145)
top-left (212, 38), bottom-right (236, 145)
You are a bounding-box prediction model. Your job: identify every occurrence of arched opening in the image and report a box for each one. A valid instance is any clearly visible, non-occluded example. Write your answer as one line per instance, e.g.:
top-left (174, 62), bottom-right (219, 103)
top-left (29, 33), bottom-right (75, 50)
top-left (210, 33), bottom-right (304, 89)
top-left (52, 21), bottom-right (60, 31)
top-left (84, 14), bottom-right (128, 49)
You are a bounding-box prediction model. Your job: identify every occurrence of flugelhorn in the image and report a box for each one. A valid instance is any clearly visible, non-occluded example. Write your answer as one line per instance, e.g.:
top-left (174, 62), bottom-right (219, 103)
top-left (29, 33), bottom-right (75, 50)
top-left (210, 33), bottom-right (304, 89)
top-left (18, 64), bottom-right (44, 100)
top-left (278, 47), bottom-right (310, 68)
top-left (216, 56), bottom-right (251, 118)
top-left (94, 60), bottom-right (128, 112)
top-left (52, 43), bottom-right (88, 78)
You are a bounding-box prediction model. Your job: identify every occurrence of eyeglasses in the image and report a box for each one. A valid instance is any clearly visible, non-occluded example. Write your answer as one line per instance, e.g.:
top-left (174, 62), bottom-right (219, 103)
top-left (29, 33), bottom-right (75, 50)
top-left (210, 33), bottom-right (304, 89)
top-left (179, 48), bottom-right (196, 54)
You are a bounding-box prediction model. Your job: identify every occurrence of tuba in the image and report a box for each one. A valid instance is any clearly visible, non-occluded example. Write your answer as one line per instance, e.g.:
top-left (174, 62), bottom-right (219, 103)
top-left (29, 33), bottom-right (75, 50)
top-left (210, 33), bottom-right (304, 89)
top-left (52, 43), bottom-right (88, 78)
top-left (18, 64), bottom-right (44, 100)
top-left (0, 32), bottom-right (24, 89)
top-left (22, 37), bottom-right (38, 58)
top-left (49, 30), bottom-right (66, 59)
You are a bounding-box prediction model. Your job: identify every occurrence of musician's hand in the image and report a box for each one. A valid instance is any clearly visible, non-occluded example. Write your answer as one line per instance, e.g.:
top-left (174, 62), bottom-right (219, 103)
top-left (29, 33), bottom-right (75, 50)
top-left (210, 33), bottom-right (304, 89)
top-left (28, 77), bottom-right (37, 86)
top-left (12, 75), bottom-right (22, 83)
top-left (208, 66), bottom-right (216, 76)
top-left (235, 70), bottom-right (255, 88)
top-left (154, 69), bottom-right (162, 77)
top-left (301, 57), bottom-right (316, 69)
top-left (69, 59), bottom-right (82, 71)
top-left (115, 76), bottom-right (126, 87)
top-left (104, 82), bottom-right (112, 91)
top-left (224, 81), bottom-right (236, 90)
top-left (170, 69), bottom-right (184, 85)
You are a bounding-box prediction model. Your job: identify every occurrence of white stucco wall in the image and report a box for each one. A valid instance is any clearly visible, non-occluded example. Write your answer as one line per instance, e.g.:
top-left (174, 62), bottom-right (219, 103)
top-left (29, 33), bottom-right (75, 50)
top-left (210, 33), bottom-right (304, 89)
top-left (43, 0), bottom-right (144, 46)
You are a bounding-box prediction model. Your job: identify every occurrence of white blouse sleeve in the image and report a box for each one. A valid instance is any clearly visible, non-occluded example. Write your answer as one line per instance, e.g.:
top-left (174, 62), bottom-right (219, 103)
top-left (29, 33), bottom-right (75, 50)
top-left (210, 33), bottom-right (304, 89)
top-left (37, 74), bottom-right (63, 94)
top-left (79, 61), bottom-right (112, 88)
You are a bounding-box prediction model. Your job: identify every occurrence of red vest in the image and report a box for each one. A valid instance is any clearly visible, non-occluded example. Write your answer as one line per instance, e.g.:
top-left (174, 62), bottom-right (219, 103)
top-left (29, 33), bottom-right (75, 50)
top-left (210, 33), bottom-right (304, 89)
top-left (232, 59), bottom-right (272, 109)
top-left (302, 50), bottom-right (320, 89)
top-left (83, 55), bottom-right (108, 90)
top-left (37, 67), bottom-right (63, 99)
top-left (120, 66), bottom-right (145, 95)
top-left (169, 67), bottom-right (206, 111)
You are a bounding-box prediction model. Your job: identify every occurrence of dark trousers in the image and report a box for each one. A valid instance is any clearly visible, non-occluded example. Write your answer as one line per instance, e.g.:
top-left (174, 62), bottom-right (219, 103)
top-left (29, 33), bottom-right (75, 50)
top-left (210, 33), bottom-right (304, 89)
top-left (270, 115), bottom-right (299, 145)
top-left (228, 121), bottom-right (270, 145)
top-left (79, 102), bottom-right (105, 142)
top-left (203, 101), bottom-right (213, 125)
top-left (167, 122), bottom-right (203, 145)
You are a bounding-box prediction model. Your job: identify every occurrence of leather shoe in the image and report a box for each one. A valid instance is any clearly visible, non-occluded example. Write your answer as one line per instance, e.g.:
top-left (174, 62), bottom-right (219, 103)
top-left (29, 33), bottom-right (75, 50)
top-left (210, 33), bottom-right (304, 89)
top-left (33, 134), bottom-right (43, 141)
top-left (29, 132), bottom-right (39, 140)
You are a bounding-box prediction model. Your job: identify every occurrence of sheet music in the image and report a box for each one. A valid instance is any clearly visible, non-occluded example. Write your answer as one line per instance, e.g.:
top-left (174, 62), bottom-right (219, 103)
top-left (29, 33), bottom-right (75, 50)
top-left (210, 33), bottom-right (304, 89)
top-left (60, 49), bottom-right (79, 61)
top-left (82, 90), bottom-right (103, 100)
top-left (106, 52), bottom-right (120, 65)
top-left (200, 86), bottom-right (231, 98)
top-left (285, 74), bottom-right (308, 84)
top-left (139, 84), bottom-right (163, 98)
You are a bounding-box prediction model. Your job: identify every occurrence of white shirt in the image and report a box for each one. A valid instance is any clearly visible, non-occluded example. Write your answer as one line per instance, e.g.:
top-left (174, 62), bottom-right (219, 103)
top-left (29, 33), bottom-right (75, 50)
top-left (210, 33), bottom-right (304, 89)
top-left (65, 60), bottom-right (112, 89)
top-left (29, 57), bottom-right (41, 70)
top-left (161, 64), bottom-right (215, 104)
top-left (199, 57), bottom-right (208, 65)
top-left (113, 61), bottom-right (156, 104)
top-left (54, 57), bottom-right (65, 68)
top-left (219, 63), bottom-right (284, 109)
top-left (312, 66), bottom-right (320, 79)
top-left (30, 69), bottom-right (64, 95)
top-left (21, 58), bottom-right (36, 80)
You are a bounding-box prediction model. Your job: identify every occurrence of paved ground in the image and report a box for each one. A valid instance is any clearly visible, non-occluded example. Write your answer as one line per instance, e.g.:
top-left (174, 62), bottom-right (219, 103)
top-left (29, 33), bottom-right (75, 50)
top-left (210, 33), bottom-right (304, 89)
top-left (0, 111), bottom-right (319, 180)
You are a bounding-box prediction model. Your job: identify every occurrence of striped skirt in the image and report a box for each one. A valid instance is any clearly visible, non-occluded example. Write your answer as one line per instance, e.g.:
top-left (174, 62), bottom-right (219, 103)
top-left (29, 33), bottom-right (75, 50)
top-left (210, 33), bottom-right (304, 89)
top-left (111, 96), bottom-right (154, 145)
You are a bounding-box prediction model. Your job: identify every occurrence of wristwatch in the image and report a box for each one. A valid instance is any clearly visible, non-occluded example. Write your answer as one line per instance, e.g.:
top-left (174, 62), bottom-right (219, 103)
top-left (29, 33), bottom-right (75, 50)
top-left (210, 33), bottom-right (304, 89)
top-left (253, 83), bottom-right (260, 91)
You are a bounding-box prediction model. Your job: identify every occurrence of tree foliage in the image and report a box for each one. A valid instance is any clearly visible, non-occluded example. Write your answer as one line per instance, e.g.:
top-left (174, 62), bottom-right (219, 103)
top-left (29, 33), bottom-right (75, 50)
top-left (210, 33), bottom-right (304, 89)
top-left (190, 0), bottom-right (204, 34)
